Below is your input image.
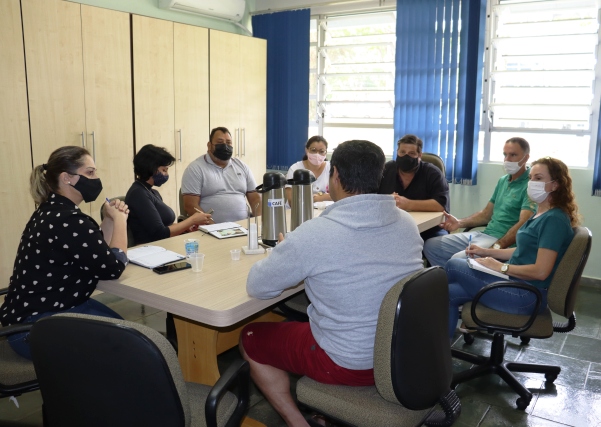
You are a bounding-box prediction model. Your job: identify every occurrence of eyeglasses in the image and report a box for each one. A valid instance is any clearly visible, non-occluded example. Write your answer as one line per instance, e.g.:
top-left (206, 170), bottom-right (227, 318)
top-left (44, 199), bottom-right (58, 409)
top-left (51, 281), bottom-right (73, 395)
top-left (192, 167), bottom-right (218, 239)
top-left (308, 148), bottom-right (327, 156)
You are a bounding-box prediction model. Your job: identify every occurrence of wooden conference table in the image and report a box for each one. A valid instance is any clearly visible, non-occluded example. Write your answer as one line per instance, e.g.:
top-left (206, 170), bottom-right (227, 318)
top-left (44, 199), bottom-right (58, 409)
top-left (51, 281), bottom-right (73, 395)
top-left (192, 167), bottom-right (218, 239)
top-left (97, 210), bottom-right (442, 424)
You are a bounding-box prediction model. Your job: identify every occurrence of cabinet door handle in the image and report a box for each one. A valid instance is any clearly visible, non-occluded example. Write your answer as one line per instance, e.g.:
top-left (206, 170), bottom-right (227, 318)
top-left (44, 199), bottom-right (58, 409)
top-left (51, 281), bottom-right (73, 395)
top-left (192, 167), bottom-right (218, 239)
top-left (242, 128), bottom-right (246, 156)
top-left (91, 131), bottom-right (96, 162)
top-left (236, 128), bottom-right (240, 157)
top-left (178, 129), bottom-right (183, 161)
top-left (81, 132), bottom-right (85, 148)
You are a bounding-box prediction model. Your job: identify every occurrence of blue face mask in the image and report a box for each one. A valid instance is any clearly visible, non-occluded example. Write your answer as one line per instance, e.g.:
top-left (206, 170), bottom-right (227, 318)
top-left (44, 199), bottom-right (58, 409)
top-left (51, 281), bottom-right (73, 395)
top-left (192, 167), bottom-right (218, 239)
top-left (152, 172), bottom-right (169, 187)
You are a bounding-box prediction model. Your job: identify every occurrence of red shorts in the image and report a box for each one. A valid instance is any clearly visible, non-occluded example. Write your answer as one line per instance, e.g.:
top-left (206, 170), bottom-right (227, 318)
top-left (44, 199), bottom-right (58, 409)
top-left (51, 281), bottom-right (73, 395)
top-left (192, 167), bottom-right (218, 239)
top-left (241, 321), bottom-right (374, 386)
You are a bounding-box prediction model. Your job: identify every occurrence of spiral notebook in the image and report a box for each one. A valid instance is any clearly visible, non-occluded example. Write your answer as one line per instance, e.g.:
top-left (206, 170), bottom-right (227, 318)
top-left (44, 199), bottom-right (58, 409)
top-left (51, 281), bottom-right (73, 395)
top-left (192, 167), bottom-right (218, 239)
top-left (128, 246), bottom-right (185, 269)
top-left (467, 258), bottom-right (509, 279)
top-left (198, 222), bottom-right (248, 239)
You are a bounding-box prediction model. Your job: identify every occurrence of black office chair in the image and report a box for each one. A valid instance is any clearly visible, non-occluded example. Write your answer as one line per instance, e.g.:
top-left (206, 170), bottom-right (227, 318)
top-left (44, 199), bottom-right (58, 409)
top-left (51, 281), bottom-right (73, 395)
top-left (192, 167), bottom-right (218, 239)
top-left (451, 227), bottom-right (592, 410)
top-left (0, 289), bottom-right (38, 400)
top-left (297, 267), bottom-right (460, 426)
top-left (30, 313), bottom-right (250, 427)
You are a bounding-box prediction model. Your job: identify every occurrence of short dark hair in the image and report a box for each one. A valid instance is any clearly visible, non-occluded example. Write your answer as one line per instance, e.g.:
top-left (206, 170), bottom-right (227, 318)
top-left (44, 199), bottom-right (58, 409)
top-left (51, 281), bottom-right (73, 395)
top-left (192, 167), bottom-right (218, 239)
top-left (210, 127), bottom-right (231, 141)
top-left (133, 145), bottom-right (175, 181)
top-left (329, 140), bottom-right (385, 194)
top-left (397, 134), bottom-right (423, 154)
top-left (302, 135), bottom-right (328, 161)
top-left (505, 137), bottom-right (530, 155)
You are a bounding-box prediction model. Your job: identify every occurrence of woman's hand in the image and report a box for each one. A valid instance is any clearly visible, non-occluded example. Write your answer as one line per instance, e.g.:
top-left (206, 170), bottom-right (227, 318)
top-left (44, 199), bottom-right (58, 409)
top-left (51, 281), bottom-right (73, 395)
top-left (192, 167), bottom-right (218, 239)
top-left (103, 199), bottom-right (129, 221)
top-left (465, 244), bottom-right (489, 258)
top-left (474, 256), bottom-right (503, 272)
top-left (189, 211), bottom-right (212, 226)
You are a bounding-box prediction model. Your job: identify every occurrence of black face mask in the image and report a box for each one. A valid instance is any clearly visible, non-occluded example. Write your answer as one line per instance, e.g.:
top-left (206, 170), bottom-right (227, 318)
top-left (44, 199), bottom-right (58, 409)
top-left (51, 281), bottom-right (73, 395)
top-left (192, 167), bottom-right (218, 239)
top-left (213, 143), bottom-right (233, 161)
top-left (72, 175), bottom-right (103, 203)
top-left (396, 154), bottom-right (419, 173)
top-left (152, 171), bottom-right (169, 187)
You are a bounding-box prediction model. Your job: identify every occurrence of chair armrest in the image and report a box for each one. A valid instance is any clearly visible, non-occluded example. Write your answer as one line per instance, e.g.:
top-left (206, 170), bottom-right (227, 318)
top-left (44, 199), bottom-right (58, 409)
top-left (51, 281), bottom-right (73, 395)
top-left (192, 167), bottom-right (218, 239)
top-left (0, 287), bottom-right (8, 296)
top-left (205, 359), bottom-right (250, 427)
top-left (0, 322), bottom-right (34, 338)
top-left (470, 281), bottom-right (542, 335)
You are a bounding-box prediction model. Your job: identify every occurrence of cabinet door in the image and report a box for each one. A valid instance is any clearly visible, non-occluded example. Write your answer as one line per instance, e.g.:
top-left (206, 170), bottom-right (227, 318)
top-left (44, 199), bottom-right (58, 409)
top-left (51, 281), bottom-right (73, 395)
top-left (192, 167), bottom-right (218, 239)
top-left (0, 0), bottom-right (35, 285)
top-left (174, 23), bottom-right (210, 217)
top-left (240, 36), bottom-right (267, 182)
top-left (133, 15), bottom-right (177, 210)
top-left (22, 0), bottom-right (86, 167)
top-left (209, 30), bottom-right (241, 156)
top-left (81, 5), bottom-right (134, 223)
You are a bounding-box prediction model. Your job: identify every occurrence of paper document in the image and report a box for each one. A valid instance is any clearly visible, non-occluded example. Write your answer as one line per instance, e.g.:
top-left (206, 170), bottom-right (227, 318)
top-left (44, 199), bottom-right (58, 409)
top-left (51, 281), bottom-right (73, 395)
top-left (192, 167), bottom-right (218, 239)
top-left (467, 258), bottom-right (509, 280)
top-left (198, 222), bottom-right (248, 239)
top-left (128, 246), bottom-right (185, 269)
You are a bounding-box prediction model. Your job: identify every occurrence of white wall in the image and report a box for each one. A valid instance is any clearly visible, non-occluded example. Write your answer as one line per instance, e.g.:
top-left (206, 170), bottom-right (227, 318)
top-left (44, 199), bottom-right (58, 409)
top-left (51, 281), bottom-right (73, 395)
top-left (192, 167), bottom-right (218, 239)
top-left (450, 163), bottom-right (601, 280)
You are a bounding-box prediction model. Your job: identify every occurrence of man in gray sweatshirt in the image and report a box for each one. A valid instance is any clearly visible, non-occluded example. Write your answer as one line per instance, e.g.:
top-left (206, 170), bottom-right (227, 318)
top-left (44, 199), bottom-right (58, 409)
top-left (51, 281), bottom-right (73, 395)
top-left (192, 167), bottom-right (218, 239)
top-left (240, 140), bottom-right (424, 427)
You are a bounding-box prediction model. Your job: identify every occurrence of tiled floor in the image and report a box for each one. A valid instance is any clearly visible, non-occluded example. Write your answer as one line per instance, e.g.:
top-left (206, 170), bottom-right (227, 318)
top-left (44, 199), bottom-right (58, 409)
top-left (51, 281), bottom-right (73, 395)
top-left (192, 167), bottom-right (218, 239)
top-left (2, 283), bottom-right (601, 426)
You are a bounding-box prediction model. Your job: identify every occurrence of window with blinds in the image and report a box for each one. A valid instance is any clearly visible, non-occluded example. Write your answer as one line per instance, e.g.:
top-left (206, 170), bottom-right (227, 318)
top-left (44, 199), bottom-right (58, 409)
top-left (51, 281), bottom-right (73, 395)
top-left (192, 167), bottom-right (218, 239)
top-left (485, 0), bottom-right (600, 166)
top-left (309, 11), bottom-right (397, 155)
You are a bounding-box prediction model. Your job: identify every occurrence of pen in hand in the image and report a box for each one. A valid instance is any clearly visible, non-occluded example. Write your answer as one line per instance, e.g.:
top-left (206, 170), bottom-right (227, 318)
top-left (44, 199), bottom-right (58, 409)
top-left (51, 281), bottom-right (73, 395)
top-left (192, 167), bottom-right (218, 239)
top-left (468, 234), bottom-right (472, 257)
top-left (194, 207), bottom-right (215, 223)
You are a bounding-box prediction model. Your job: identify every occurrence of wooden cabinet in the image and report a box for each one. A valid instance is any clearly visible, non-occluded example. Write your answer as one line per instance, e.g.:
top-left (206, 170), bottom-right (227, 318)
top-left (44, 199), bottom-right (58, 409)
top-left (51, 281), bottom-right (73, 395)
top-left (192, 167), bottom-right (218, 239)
top-left (174, 23), bottom-right (210, 213)
top-left (210, 30), bottom-right (267, 184)
top-left (21, 0), bottom-right (134, 220)
top-left (0, 0), bottom-right (35, 285)
top-left (134, 16), bottom-right (210, 215)
top-left (132, 15), bottom-right (177, 210)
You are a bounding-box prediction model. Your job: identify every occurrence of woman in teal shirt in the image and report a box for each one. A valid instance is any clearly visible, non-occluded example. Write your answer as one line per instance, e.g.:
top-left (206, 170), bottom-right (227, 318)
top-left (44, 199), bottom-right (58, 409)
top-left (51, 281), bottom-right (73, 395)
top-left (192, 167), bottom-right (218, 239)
top-left (445, 157), bottom-right (579, 338)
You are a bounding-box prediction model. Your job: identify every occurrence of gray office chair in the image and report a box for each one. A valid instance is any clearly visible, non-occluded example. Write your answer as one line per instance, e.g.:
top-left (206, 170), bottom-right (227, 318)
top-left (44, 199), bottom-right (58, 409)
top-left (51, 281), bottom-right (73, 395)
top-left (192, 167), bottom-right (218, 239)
top-left (0, 288), bottom-right (38, 400)
top-left (30, 313), bottom-right (250, 427)
top-left (452, 227), bottom-right (592, 410)
top-left (100, 196), bottom-right (135, 247)
top-left (421, 152), bottom-right (446, 176)
top-left (297, 267), bottom-right (460, 427)
top-left (178, 188), bottom-right (188, 222)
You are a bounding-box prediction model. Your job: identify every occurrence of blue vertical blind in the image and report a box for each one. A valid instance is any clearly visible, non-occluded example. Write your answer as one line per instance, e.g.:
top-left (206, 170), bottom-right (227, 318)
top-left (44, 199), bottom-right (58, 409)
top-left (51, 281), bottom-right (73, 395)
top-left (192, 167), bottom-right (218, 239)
top-left (394, 0), bottom-right (486, 184)
top-left (595, 120), bottom-right (601, 196)
top-left (253, 9), bottom-right (311, 171)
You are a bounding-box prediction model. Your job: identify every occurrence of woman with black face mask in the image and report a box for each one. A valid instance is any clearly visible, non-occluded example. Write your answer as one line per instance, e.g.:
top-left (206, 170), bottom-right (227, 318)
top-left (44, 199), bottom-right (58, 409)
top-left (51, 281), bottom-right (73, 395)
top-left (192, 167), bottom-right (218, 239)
top-left (0, 146), bottom-right (130, 359)
top-left (378, 134), bottom-right (450, 242)
top-left (125, 145), bottom-right (212, 245)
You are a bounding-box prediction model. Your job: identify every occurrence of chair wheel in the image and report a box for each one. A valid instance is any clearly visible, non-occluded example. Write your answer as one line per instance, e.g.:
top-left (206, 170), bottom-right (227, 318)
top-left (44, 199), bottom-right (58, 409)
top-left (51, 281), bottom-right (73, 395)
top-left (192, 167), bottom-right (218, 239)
top-left (520, 337), bottom-right (530, 345)
top-left (463, 333), bottom-right (475, 345)
top-left (516, 396), bottom-right (531, 410)
top-left (545, 373), bottom-right (558, 383)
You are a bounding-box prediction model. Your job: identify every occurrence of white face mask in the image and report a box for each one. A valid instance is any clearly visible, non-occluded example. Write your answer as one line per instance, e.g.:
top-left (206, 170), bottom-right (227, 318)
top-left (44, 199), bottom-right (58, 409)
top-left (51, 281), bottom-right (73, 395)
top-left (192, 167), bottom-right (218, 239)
top-left (307, 152), bottom-right (326, 166)
top-left (503, 155), bottom-right (526, 175)
top-left (527, 180), bottom-right (554, 204)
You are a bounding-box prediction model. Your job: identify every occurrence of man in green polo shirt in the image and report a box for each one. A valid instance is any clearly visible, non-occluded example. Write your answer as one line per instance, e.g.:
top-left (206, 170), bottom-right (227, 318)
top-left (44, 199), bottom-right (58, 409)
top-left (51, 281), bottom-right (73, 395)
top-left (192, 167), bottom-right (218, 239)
top-left (424, 137), bottom-right (536, 267)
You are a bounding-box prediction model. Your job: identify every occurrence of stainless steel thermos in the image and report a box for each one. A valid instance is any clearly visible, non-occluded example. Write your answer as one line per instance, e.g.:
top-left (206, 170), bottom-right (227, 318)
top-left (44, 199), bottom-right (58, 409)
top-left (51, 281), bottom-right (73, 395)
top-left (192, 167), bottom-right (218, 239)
top-left (256, 172), bottom-right (287, 247)
top-left (288, 169), bottom-right (314, 232)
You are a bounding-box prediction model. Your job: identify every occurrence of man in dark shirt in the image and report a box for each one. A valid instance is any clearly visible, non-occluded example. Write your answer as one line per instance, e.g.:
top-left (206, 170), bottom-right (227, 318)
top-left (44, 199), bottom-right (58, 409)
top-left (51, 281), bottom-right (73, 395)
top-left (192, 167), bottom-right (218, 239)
top-left (378, 134), bottom-right (449, 241)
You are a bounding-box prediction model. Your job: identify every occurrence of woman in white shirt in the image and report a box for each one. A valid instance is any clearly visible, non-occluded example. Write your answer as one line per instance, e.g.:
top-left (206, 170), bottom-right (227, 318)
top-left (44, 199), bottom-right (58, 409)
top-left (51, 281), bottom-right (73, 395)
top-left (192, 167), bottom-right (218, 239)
top-left (285, 136), bottom-right (332, 207)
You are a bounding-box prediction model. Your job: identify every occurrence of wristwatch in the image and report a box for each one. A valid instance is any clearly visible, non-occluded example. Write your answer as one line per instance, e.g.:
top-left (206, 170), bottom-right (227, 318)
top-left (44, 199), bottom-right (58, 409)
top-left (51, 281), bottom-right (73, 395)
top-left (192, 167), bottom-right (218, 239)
top-left (493, 243), bottom-right (501, 250)
top-left (314, 191), bottom-right (324, 199)
top-left (501, 263), bottom-right (509, 274)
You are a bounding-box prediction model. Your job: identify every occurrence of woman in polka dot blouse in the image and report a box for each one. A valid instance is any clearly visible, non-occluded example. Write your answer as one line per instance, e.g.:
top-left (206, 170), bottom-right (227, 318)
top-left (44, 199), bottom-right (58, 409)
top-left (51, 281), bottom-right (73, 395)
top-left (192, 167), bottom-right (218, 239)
top-left (1, 146), bottom-right (129, 359)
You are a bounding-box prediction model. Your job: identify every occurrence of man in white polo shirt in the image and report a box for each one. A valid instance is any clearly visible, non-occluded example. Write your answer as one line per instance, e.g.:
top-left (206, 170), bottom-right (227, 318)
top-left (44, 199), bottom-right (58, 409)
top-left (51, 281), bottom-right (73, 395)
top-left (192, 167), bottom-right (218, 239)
top-left (181, 127), bottom-right (261, 223)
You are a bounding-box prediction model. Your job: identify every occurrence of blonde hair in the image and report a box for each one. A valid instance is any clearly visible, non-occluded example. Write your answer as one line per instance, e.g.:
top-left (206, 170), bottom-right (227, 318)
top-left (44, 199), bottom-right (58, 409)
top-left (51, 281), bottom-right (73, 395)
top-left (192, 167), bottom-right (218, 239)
top-left (30, 146), bottom-right (90, 205)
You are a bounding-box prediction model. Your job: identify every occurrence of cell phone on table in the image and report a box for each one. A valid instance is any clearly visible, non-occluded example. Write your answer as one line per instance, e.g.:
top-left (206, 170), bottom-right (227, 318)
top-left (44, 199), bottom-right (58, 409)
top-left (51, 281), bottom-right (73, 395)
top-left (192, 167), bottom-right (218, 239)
top-left (152, 261), bottom-right (191, 275)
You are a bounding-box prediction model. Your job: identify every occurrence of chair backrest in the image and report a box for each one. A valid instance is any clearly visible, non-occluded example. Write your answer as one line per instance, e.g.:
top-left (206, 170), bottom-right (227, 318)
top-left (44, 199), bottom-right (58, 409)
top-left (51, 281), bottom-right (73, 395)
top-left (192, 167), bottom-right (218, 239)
top-left (421, 152), bottom-right (446, 176)
top-left (547, 226), bottom-right (592, 318)
top-left (374, 267), bottom-right (452, 410)
top-left (30, 314), bottom-right (190, 427)
top-left (100, 196), bottom-right (135, 247)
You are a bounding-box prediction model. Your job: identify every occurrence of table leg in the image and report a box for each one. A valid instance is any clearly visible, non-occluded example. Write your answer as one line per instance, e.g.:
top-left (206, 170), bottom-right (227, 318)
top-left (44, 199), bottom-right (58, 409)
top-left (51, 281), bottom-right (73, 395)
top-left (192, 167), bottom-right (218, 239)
top-left (173, 310), bottom-right (285, 385)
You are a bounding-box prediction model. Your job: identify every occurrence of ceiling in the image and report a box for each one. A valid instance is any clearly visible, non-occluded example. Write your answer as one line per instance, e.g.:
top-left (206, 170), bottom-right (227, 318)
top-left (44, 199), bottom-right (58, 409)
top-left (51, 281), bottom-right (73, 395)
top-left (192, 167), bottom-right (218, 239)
top-left (252, 0), bottom-right (395, 16)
